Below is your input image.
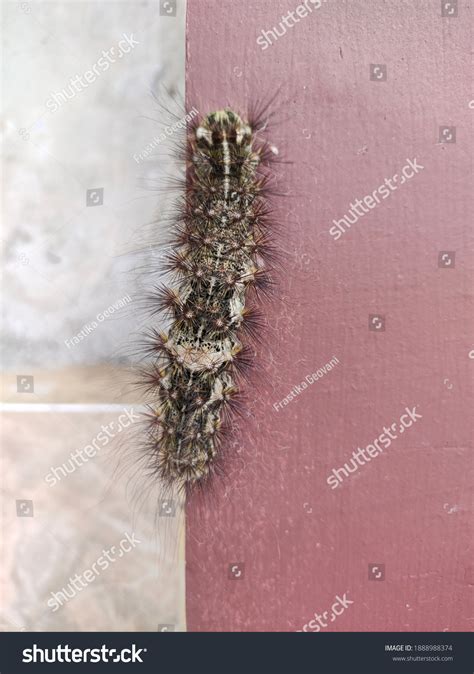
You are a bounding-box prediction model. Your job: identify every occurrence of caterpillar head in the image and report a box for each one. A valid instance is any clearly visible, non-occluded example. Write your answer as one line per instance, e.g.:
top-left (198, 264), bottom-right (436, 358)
top-left (195, 109), bottom-right (252, 151)
top-left (194, 109), bottom-right (259, 184)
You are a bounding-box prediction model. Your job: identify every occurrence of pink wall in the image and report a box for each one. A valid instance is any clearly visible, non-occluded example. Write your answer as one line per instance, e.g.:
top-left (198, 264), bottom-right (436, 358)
top-left (186, 0), bottom-right (473, 631)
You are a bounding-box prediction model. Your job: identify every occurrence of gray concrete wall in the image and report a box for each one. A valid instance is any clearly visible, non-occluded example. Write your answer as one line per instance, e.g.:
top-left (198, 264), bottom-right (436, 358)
top-left (2, 0), bottom-right (185, 369)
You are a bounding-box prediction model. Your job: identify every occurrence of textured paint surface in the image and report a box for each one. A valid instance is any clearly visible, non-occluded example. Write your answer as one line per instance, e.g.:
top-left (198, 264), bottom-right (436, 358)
top-left (185, 0), bottom-right (473, 631)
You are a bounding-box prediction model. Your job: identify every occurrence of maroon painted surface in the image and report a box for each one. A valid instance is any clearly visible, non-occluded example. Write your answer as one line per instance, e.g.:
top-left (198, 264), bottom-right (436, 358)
top-left (185, 0), bottom-right (473, 631)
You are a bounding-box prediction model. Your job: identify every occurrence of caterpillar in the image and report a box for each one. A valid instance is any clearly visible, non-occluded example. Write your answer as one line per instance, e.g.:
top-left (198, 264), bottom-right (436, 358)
top-left (139, 106), bottom-right (279, 492)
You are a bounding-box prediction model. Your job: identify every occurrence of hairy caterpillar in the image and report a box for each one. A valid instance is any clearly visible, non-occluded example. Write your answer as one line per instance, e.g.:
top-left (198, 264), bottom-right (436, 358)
top-left (139, 105), bottom-right (279, 492)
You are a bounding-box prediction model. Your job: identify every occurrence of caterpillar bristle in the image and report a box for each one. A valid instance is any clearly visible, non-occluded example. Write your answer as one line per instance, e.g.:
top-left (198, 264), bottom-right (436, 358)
top-left (230, 344), bottom-right (256, 381)
top-left (239, 307), bottom-right (266, 343)
top-left (133, 327), bottom-right (169, 361)
top-left (136, 106), bottom-right (280, 491)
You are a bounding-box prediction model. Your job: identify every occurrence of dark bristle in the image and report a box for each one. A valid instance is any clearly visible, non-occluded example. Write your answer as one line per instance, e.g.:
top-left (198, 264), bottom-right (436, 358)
top-left (145, 285), bottom-right (181, 318)
top-left (230, 344), bottom-right (255, 380)
top-left (240, 306), bottom-right (266, 342)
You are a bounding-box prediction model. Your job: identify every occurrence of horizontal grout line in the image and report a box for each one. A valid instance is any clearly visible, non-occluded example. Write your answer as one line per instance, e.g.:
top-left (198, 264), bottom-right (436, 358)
top-left (0, 403), bottom-right (145, 413)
